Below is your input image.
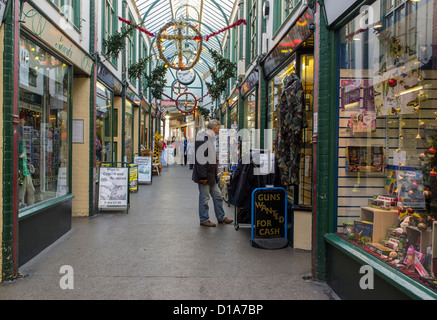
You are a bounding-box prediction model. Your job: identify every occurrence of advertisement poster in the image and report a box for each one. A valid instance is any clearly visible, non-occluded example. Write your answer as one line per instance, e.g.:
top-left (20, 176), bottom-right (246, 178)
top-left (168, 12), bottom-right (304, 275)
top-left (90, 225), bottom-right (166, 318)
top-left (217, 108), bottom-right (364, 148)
top-left (128, 164), bottom-right (138, 192)
top-left (98, 167), bottom-right (129, 209)
top-left (134, 156), bottom-right (152, 184)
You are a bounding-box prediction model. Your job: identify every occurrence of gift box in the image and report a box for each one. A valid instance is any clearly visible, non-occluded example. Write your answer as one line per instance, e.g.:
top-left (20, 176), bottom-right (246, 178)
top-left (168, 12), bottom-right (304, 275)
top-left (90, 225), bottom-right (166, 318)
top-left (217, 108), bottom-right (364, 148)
top-left (366, 243), bottom-right (393, 256)
top-left (353, 220), bottom-right (373, 243)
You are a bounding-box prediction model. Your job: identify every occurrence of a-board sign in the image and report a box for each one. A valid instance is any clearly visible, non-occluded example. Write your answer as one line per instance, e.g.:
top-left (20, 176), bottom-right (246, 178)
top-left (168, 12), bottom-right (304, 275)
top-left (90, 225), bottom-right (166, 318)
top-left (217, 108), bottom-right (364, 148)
top-left (134, 156), bottom-right (152, 184)
top-left (98, 167), bottom-right (129, 209)
top-left (128, 164), bottom-right (138, 192)
top-left (251, 187), bottom-right (288, 249)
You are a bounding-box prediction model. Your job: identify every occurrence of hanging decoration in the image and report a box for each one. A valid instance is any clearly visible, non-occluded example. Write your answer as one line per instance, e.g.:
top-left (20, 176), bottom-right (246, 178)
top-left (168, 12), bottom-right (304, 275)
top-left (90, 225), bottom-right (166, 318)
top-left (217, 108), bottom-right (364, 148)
top-left (118, 17), bottom-right (156, 38)
top-left (175, 92), bottom-right (198, 113)
top-left (203, 19), bottom-right (247, 42)
top-left (156, 18), bottom-right (203, 71)
top-left (144, 64), bottom-right (168, 99)
top-left (117, 17), bottom-right (246, 43)
top-left (103, 24), bottom-right (136, 60)
top-left (205, 48), bottom-right (237, 101)
top-left (128, 55), bottom-right (152, 79)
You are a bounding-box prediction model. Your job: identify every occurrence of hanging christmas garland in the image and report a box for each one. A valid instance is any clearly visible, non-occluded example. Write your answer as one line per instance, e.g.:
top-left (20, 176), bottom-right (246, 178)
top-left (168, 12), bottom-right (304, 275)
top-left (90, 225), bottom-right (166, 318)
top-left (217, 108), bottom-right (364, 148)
top-left (205, 48), bottom-right (237, 101)
top-left (197, 106), bottom-right (210, 121)
top-left (103, 24), bottom-right (136, 60)
top-left (144, 64), bottom-right (168, 100)
top-left (128, 55), bottom-right (152, 79)
top-left (118, 17), bottom-right (246, 42)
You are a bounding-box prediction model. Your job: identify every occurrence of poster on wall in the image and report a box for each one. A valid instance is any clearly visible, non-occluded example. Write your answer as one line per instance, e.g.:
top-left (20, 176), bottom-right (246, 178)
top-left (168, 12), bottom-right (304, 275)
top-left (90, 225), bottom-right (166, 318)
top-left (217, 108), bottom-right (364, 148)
top-left (134, 156), bottom-right (152, 184)
top-left (350, 113), bottom-right (376, 133)
top-left (340, 79), bottom-right (361, 110)
top-left (98, 167), bottom-right (129, 209)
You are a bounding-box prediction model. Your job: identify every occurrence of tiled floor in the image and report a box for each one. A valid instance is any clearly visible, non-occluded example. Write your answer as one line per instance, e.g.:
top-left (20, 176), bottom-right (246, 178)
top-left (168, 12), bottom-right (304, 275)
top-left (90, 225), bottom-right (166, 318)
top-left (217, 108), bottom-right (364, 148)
top-left (0, 165), bottom-right (336, 300)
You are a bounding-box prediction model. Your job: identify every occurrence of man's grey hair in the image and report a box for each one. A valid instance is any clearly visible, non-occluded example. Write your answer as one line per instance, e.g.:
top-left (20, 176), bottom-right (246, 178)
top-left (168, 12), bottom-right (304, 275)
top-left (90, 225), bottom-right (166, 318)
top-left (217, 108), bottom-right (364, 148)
top-left (207, 119), bottom-right (221, 130)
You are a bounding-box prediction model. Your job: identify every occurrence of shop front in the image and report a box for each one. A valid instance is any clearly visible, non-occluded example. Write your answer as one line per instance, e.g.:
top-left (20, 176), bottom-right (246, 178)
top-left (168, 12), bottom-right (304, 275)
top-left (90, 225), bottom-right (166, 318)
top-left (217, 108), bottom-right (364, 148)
top-left (261, 6), bottom-right (315, 250)
top-left (320, 0), bottom-right (437, 299)
top-left (17, 2), bottom-right (93, 265)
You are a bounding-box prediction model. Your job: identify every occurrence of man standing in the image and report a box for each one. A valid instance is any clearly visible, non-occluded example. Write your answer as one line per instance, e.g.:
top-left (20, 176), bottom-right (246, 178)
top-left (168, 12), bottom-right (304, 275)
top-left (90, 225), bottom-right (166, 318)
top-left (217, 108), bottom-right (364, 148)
top-left (192, 120), bottom-right (233, 227)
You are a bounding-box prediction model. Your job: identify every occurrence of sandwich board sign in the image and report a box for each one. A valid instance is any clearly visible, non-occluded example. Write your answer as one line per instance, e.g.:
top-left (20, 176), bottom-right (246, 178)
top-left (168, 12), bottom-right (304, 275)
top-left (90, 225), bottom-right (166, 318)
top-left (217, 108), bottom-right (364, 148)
top-left (134, 156), bottom-right (152, 184)
top-left (251, 187), bottom-right (288, 249)
top-left (98, 167), bottom-right (129, 212)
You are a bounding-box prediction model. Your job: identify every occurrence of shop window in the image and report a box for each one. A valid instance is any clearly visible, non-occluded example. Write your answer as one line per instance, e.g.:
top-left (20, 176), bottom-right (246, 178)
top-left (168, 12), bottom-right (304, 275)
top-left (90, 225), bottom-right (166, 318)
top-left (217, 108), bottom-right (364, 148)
top-left (96, 81), bottom-right (113, 165)
top-left (125, 101), bottom-right (134, 163)
top-left (338, 0), bottom-right (437, 288)
top-left (18, 35), bottom-right (70, 210)
top-left (267, 59), bottom-right (296, 154)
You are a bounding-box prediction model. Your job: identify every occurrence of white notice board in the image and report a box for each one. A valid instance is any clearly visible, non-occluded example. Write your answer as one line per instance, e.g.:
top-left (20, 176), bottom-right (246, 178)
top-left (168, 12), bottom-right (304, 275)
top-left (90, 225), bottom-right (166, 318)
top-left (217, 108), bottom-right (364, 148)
top-left (98, 167), bottom-right (129, 209)
top-left (134, 156), bottom-right (152, 184)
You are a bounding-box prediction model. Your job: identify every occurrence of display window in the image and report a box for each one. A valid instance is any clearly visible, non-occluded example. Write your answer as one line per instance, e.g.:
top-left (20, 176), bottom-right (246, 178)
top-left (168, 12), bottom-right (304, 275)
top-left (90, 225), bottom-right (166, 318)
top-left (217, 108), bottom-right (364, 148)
top-left (125, 101), bottom-right (134, 163)
top-left (337, 0), bottom-right (437, 290)
top-left (96, 81), bottom-right (113, 165)
top-left (18, 35), bottom-right (70, 209)
top-left (267, 59), bottom-right (296, 154)
top-left (230, 103), bottom-right (238, 128)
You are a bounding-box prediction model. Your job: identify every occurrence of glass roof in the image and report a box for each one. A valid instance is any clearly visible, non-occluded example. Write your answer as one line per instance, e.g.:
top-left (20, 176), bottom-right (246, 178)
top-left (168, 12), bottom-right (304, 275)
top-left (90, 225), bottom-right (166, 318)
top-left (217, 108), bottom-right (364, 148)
top-left (135, 0), bottom-right (236, 77)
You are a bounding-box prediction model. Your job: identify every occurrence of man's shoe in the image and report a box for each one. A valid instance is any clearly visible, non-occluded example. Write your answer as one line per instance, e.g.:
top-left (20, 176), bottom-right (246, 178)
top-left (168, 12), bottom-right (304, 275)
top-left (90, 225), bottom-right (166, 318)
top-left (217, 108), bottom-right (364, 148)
top-left (218, 217), bottom-right (233, 224)
top-left (200, 220), bottom-right (216, 227)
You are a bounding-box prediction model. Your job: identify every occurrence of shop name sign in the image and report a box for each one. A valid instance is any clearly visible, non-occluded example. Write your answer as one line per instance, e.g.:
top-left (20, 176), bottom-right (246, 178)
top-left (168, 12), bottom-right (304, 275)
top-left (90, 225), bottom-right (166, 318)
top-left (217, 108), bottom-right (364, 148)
top-left (251, 187), bottom-right (288, 249)
top-left (21, 2), bottom-right (93, 75)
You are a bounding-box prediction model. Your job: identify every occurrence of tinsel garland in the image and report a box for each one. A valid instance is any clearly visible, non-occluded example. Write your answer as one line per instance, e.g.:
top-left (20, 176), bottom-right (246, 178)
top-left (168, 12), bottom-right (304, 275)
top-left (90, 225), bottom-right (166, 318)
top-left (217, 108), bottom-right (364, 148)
top-left (118, 17), bottom-right (246, 42)
top-left (204, 19), bottom-right (247, 42)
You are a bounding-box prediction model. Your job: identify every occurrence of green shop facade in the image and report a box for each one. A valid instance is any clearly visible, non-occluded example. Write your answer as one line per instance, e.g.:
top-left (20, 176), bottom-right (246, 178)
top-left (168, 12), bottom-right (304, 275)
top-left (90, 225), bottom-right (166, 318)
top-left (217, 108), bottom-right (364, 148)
top-left (1, 0), bottom-right (151, 280)
top-left (314, 0), bottom-right (437, 299)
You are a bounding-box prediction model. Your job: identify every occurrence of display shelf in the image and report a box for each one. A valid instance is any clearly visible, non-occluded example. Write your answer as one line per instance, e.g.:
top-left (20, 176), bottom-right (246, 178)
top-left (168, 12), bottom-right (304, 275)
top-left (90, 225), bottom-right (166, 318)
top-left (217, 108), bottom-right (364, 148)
top-left (360, 206), bottom-right (398, 243)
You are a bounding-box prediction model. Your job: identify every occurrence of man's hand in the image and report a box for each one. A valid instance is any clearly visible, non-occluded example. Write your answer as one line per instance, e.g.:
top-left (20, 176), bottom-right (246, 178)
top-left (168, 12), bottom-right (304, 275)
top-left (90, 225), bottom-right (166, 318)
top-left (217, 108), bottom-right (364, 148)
top-left (199, 179), bottom-right (208, 185)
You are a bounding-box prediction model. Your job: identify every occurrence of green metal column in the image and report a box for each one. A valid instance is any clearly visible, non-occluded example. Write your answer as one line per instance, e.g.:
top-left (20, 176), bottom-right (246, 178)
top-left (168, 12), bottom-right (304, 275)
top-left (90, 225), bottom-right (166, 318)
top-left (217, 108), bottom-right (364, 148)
top-left (3, 0), bottom-right (19, 280)
top-left (89, 0), bottom-right (97, 216)
top-left (121, 0), bottom-right (127, 163)
top-left (313, 2), bottom-right (338, 282)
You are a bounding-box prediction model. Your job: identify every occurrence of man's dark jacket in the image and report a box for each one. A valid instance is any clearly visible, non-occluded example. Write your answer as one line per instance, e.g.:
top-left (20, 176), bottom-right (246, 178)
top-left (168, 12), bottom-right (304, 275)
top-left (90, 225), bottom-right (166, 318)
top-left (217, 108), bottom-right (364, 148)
top-left (192, 131), bottom-right (218, 186)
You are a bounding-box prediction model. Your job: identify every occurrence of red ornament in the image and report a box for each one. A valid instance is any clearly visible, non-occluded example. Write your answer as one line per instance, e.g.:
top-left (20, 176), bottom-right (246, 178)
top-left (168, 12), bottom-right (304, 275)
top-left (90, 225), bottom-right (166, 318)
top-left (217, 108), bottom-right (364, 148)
top-left (429, 147), bottom-right (436, 155)
top-left (430, 169), bottom-right (437, 178)
top-left (408, 207), bottom-right (414, 215)
top-left (388, 78), bottom-right (397, 88)
top-left (399, 206), bottom-right (406, 214)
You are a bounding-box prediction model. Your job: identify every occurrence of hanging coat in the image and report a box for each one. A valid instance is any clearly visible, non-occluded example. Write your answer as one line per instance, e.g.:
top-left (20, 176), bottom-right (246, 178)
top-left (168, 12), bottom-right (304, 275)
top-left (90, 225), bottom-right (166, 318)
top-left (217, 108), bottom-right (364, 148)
top-left (276, 74), bottom-right (307, 187)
